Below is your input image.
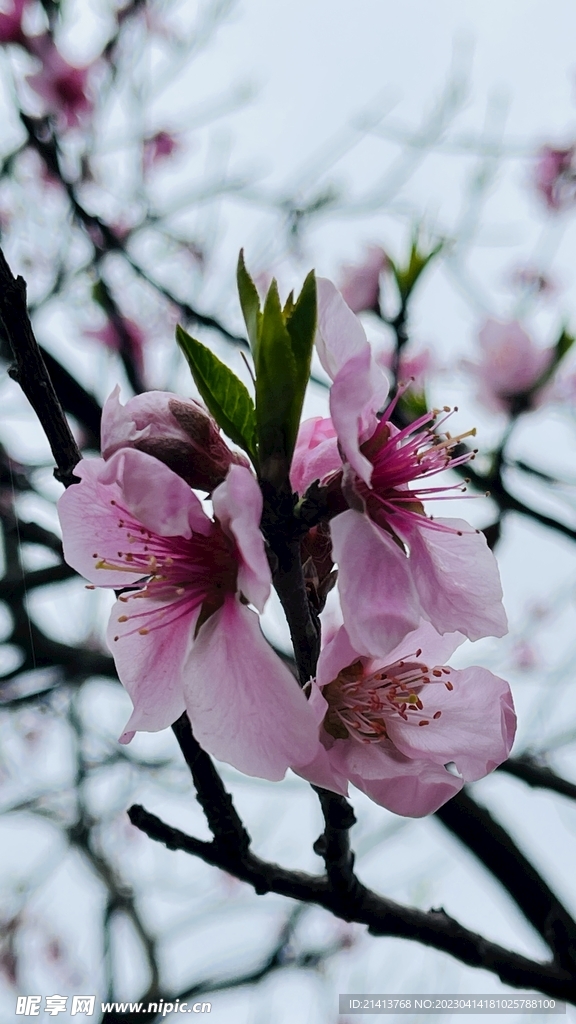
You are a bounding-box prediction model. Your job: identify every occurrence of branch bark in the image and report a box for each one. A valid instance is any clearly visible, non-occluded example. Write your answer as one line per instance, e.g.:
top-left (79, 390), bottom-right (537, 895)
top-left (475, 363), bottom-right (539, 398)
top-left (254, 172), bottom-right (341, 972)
top-left (0, 246), bottom-right (81, 487)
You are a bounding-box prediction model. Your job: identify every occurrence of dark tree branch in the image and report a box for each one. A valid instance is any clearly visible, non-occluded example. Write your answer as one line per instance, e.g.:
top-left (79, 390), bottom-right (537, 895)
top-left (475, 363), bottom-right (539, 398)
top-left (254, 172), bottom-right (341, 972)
top-left (128, 803), bottom-right (576, 1003)
top-left (171, 713), bottom-right (251, 856)
top-left (312, 787), bottom-right (362, 901)
top-left (0, 563), bottom-right (76, 600)
top-left (0, 247), bottom-right (81, 487)
top-left (435, 789), bottom-right (576, 971)
top-left (498, 757), bottom-right (576, 802)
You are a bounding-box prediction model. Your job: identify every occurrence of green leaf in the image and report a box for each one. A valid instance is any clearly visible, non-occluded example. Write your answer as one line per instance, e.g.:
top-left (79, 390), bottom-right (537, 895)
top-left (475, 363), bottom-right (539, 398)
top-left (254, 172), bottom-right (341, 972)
top-left (554, 328), bottom-right (575, 365)
top-left (530, 326), bottom-right (576, 395)
top-left (284, 270), bottom-right (317, 444)
top-left (237, 250), bottom-right (262, 360)
top-left (255, 280), bottom-right (298, 479)
top-left (176, 325), bottom-right (257, 463)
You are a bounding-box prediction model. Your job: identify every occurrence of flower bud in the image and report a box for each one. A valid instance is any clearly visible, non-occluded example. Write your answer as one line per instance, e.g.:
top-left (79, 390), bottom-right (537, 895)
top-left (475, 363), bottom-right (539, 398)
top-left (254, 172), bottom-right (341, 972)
top-left (101, 387), bottom-right (249, 491)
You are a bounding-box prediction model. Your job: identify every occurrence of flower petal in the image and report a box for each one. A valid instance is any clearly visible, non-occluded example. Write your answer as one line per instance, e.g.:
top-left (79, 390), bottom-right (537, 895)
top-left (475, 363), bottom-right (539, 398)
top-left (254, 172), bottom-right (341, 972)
top-left (315, 278), bottom-right (371, 380)
top-left (316, 625), bottom-right (361, 690)
top-left (183, 598), bottom-right (319, 781)
top-left (398, 519), bottom-right (508, 641)
top-left (386, 665), bottom-right (515, 781)
top-left (290, 417), bottom-right (341, 494)
top-left (58, 457), bottom-right (148, 587)
top-left (211, 465), bottom-right (270, 611)
top-left (383, 620), bottom-right (465, 668)
top-left (328, 738), bottom-right (463, 817)
top-left (109, 596), bottom-right (195, 742)
top-left (99, 448), bottom-right (211, 538)
top-left (331, 510), bottom-right (420, 657)
top-left (330, 348), bottom-right (387, 484)
top-left (316, 278), bottom-right (389, 485)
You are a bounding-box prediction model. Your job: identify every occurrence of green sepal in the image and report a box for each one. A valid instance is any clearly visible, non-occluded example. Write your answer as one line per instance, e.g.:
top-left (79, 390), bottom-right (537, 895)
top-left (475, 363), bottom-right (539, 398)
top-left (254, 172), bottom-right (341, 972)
top-left (552, 327), bottom-right (575, 366)
top-left (176, 325), bottom-right (258, 464)
top-left (389, 231), bottom-right (444, 304)
top-left (531, 326), bottom-right (575, 394)
top-left (237, 250), bottom-right (262, 361)
top-left (398, 386), bottom-right (429, 423)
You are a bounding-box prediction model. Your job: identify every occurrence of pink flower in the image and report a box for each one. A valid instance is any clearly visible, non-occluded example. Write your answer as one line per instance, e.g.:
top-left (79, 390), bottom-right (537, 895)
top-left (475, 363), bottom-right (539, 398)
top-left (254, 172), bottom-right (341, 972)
top-left (85, 318), bottom-right (146, 376)
top-left (58, 451), bottom-right (319, 780)
top-left (292, 280), bottom-right (508, 656)
top-left (101, 386), bottom-right (250, 491)
top-left (143, 130), bottom-right (179, 171)
top-left (376, 345), bottom-right (433, 392)
top-left (0, 0), bottom-right (26, 45)
top-left (468, 319), bottom-right (553, 415)
top-left (299, 621), bottom-right (516, 817)
top-left (535, 145), bottom-right (576, 212)
top-left (26, 35), bottom-right (93, 128)
top-left (339, 246), bottom-right (389, 314)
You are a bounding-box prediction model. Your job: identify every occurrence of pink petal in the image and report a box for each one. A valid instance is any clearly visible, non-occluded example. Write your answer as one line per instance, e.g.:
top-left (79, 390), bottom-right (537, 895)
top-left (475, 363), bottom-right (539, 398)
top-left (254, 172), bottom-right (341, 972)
top-left (315, 278), bottom-right (389, 485)
top-left (386, 666), bottom-right (516, 782)
top-left (316, 625), bottom-right (361, 690)
top-left (340, 246), bottom-right (388, 314)
top-left (315, 278), bottom-right (370, 380)
top-left (183, 598), bottom-right (320, 781)
top-left (58, 457), bottom-right (150, 588)
top-left (290, 417), bottom-right (341, 494)
top-left (398, 519), bottom-right (508, 641)
top-left (294, 745), bottom-right (350, 795)
top-left (329, 739), bottom-right (463, 817)
top-left (383, 620), bottom-right (465, 668)
top-left (211, 466), bottom-right (270, 612)
top-left (99, 449), bottom-right (211, 538)
top-left (331, 510), bottom-right (420, 657)
top-left (294, 682), bottom-right (350, 794)
top-left (110, 596), bottom-right (195, 741)
top-left (330, 348), bottom-right (387, 484)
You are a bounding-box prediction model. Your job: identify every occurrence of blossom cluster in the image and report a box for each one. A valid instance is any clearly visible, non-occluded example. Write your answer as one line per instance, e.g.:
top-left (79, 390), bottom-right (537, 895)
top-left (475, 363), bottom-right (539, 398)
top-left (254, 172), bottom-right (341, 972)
top-left (58, 274), bottom-right (516, 818)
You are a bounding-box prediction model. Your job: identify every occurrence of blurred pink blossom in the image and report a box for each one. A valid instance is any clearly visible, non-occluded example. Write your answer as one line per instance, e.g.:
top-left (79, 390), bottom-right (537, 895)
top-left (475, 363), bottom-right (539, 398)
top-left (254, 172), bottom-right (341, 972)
top-left (376, 345), bottom-right (433, 392)
top-left (85, 317), bottom-right (146, 376)
top-left (339, 246), bottom-right (389, 314)
top-left (535, 145), bottom-right (576, 212)
top-left (0, 0), bottom-right (26, 45)
top-left (26, 35), bottom-right (93, 127)
top-left (143, 130), bottom-right (179, 171)
top-left (467, 319), bottom-right (553, 415)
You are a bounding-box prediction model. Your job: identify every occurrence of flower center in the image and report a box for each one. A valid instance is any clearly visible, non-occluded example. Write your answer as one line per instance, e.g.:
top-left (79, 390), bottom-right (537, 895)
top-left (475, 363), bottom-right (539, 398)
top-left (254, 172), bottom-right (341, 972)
top-left (322, 652), bottom-right (452, 743)
top-left (91, 498), bottom-right (237, 641)
top-left (358, 402), bottom-right (479, 534)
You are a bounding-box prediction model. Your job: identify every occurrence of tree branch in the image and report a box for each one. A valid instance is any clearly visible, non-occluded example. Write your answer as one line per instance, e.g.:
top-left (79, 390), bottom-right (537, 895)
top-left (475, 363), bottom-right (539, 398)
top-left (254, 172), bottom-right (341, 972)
top-left (435, 788), bottom-right (576, 970)
top-left (128, 803), bottom-right (576, 1003)
top-left (0, 246), bottom-right (81, 487)
top-left (498, 757), bottom-right (576, 802)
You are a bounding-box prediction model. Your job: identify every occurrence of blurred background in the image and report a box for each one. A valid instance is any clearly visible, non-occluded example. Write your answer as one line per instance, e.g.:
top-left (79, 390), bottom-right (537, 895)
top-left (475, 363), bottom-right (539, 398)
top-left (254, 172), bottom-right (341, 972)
top-left (1, 0), bottom-right (576, 1020)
